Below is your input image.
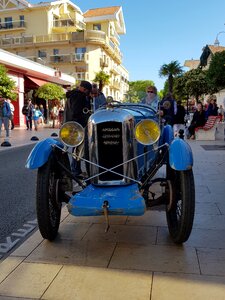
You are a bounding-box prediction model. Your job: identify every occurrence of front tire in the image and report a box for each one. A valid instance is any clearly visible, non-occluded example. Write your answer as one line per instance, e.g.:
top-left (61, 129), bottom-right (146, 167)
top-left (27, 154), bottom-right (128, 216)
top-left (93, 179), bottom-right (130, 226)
top-left (36, 155), bottom-right (62, 240)
top-left (166, 168), bottom-right (195, 244)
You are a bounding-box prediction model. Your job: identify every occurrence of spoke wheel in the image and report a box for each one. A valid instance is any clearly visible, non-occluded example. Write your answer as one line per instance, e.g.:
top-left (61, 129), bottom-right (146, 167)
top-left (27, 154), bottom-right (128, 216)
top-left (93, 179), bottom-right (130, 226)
top-left (166, 167), bottom-right (195, 244)
top-left (36, 155), bottom-right (62, 240)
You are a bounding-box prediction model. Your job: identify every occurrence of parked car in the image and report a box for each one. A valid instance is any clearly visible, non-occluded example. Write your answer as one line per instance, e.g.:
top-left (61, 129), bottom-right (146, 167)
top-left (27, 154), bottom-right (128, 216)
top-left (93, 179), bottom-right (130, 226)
top-left (26, 97), bottom-right (195, 244)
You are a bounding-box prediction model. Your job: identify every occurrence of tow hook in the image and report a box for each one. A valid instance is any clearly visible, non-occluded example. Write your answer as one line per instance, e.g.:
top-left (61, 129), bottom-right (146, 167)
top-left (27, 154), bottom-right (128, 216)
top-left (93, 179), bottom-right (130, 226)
top-left (102, 200), bottom-right (110, 233)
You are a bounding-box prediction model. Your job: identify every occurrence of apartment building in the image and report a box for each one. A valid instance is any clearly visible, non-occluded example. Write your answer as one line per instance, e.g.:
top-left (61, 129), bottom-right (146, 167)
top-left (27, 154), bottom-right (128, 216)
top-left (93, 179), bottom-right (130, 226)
top-left (0, 0), bottom-right (129, 100)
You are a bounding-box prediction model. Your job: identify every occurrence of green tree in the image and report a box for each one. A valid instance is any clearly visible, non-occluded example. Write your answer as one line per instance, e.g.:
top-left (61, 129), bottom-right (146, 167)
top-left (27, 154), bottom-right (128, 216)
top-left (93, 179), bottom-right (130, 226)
top-left (35, 83), bottom-right (65, 122)
top-left (0, 64), bottom-right (17, 100)
top-left (159, 60), bottom-right (184, 93)
top-left (206, 50), bottom-right (225, 92)
top-left (35, 83), bottom-right (65, 104)
top-left (127, 80), bottom-right (155, 102)
top-left (93, 70), bottom-right (110, 92)
top-left (173, 68), bottom-right (210, 107)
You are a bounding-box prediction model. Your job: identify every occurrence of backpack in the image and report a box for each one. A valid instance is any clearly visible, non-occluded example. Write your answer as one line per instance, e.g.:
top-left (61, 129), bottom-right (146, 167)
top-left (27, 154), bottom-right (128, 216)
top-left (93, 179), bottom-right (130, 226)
top-left (22, 105), bottom-right (29, 115)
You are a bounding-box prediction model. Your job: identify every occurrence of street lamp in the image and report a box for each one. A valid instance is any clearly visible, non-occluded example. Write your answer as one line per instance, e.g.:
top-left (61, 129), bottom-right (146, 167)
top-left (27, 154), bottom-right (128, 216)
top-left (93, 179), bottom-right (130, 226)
top-left (214, 31), bottom-right (225, 46)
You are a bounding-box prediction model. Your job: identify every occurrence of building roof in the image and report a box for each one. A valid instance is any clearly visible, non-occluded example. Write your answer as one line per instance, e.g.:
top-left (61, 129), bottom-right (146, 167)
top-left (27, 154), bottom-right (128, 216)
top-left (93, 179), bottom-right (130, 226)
top-left (83, 6), bottom-right (121, 18)
top-left (208, 45), bottom-right (225, 54)
top-left (184, 59), bottom-right (200, 70)
top-left (200, 44), bottom-right (225, 67)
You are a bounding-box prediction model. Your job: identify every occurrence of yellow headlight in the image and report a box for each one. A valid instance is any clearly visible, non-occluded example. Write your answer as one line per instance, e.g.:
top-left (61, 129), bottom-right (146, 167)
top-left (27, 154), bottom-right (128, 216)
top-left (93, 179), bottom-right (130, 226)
top-left (59, 121), bottom-right (84, 147)
top-left (135, 119), bottom-right (160, 145)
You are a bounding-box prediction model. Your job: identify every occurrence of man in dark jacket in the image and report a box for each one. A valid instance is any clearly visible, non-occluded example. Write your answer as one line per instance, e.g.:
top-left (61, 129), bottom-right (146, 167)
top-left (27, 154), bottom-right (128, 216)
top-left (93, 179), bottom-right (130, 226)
top-left (64, 81), bottom-right (92, 176)
top-left (64, 80), bottom-right (92, 127)
top-left (173, 100), bottom-right (186, 136)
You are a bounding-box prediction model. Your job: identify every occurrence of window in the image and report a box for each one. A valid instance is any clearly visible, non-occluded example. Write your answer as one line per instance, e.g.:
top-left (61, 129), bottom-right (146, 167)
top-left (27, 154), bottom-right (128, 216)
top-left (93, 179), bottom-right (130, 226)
top-left (75, 47), bottom-right (86, 54)
top-left (19, 15), bottom-right (25, 27)
top-left (38, 50), bottom-right (47, 58)
top-left (75, 47), bottom-right (86, 61)
top-left (53, 49), bottom-right (60, 62)
top-left (93, 24), bottom-right (101, 30)
top-left (5, 17), bottom-right (13, 29)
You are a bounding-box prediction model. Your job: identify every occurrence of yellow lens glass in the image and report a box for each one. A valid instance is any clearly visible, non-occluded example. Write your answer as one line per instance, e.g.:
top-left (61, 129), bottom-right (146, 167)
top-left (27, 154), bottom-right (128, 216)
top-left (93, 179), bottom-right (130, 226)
top-left (59, 122), bottom-right (84, 147)
top-left (135, 119), bottom-right (160, 145)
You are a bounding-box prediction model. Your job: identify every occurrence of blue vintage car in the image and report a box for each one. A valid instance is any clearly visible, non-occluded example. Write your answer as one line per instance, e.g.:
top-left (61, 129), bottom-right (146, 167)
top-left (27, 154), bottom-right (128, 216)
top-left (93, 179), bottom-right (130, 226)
top-left (26, 99), bottom-right (195, 244)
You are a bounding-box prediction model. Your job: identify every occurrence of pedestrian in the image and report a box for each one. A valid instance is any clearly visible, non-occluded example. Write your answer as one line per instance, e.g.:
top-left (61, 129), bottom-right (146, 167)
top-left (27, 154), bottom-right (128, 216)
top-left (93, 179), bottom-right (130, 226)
top-left (39, 104), bottom-right (45, 125)
top-left (7, 99), bottom-right (15, 130)
top-left (141, 85), bottom-right (159, 111)
top-left (159, 92), bottom-right (177, 126)
top-left (205, 95), bottom-right (218, 118)
top-left (217, 105), bottom-right (224, 122)
top-left (91, 83), bottom-right (106, 111)
top-left (173, 100), bottom-right (186, 136)
top-left (0, 97), bottom-right (11, 139)
top-left (32, 105), bottom-right (43, 131)
top-left (187, 102), bottom-right (206, 139)
top-left (58, 105), bottom-right (64, 127)
top-left (50, 104), bottom-right (59, 128)
top-left (26, 99), bottom-right (34, 130)
top-left (64, 80), bottom-right (92, 176)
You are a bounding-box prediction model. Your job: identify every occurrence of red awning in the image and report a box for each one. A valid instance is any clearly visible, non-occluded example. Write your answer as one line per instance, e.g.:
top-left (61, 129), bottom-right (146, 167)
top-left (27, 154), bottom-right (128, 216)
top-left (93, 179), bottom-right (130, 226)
top-left (26, 75), bottom-right (48, 87)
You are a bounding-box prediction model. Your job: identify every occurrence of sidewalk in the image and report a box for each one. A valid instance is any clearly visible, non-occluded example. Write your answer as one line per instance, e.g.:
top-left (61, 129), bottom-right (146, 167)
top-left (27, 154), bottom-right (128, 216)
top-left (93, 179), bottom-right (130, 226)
top-left (0, 127), bottom-right (225, 299)
top-left (0, 125), bottom-right (60, 151)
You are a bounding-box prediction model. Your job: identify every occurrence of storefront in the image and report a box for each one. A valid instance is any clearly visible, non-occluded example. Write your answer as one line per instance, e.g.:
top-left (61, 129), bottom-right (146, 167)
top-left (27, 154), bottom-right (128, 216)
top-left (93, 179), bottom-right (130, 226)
top-left (0, 49), bottom-right (75, 127)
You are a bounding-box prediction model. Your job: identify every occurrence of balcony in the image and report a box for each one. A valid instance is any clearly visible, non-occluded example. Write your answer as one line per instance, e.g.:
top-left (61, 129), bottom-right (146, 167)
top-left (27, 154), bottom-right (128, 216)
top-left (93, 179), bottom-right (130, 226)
top-left (110, 64), bottom-right (120, 75)
top-left (71, 30), bottom-right (122, 63)
top-left (52, 19), bottom-right (86, 32)
top-left (0, 33), bottom-right (71, 48)
top-left (0, 20), bottom-right (26, 32)
top-left (0, 35), bottom-right (33, 48)
top-left (110, 80), bottom-right (120, 90)
top-left (49, 53), bottom-right (88, 64)
top-left (110, 30), bottom-right (120, 45)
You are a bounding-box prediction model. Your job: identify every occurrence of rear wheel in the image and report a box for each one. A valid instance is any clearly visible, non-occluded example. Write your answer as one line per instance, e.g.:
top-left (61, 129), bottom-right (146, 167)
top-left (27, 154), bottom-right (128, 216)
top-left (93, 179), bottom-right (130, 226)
top-left (36, 155), bottom-right (62, 240)
top-left (166, 167), bottom-right (195, 244)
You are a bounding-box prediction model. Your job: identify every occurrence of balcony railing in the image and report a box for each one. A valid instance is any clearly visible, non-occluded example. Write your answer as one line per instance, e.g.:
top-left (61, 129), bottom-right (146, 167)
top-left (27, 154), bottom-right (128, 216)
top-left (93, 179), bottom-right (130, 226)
top-left (0, 33), bottom-right (71, 48)
top-left (35, 33), bottom-right (70, 43)
top-left (49, 53), bottom-right (87, 63)
top-left (110, 80), bottom-right (120, 90)
top-left (71, 30), bottom-right (122, 63)
top-left (0, 29), bottom-right (122, 62)
top-left (52, 19), bottom-right (85, 30)
top-left (0, 20), bottom-right (26, 31)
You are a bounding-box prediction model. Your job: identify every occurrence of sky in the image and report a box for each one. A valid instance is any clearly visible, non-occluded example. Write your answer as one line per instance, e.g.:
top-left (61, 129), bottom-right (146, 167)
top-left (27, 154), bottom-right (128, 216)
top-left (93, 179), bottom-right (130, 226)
top-left (36, 0), bottom-right (225, 90)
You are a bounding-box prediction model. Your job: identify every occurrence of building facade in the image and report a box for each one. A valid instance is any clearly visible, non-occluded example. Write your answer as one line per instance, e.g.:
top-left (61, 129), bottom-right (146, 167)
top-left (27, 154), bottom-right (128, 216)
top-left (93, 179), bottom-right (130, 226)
top-left (0, 0), bottom-right (129, 100)
top-left (0, 48), bottom-right (75, 126)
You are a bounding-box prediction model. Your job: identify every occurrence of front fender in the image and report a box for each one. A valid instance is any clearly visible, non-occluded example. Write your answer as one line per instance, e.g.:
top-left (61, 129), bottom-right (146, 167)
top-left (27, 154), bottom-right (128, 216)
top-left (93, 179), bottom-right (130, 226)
top-left (169, 138), bottom-right (193, 171)
top-left (162, 124), bottom-right (174, 145)
top-left (25, 138), bottom-right (64, 169)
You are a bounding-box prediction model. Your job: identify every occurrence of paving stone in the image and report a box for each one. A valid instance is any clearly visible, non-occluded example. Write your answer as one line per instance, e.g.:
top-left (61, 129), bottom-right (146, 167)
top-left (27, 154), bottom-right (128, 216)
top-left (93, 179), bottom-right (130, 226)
top-left (0, 262), bottom-right (62, 298)
top-left (151, 272), bottom-right (225, 300)
top-left (109, 243), bottom-right (200, 274)
top-left (43, 265), bottom-right (152, 300)
top-left (25, 239), bottom-right (116, 267)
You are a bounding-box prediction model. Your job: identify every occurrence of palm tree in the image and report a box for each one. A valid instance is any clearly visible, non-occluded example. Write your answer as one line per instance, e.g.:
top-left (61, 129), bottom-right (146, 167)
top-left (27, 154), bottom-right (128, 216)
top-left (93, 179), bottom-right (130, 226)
top-left (159, 60), bottom-right (183, 93)
top-left (93, 70), bottom-right (110, 92)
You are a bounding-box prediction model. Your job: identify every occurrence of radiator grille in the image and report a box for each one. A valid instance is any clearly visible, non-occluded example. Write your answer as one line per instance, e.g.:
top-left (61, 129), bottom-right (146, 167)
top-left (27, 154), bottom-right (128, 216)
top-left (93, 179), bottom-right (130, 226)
top-left (97, 122), bottom-right (123, 181)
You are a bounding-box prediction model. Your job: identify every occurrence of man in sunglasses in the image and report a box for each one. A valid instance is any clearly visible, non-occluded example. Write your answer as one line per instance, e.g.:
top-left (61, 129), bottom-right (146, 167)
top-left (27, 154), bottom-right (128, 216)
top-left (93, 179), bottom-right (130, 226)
top-left (141, 85), bottom-right (159, 111)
